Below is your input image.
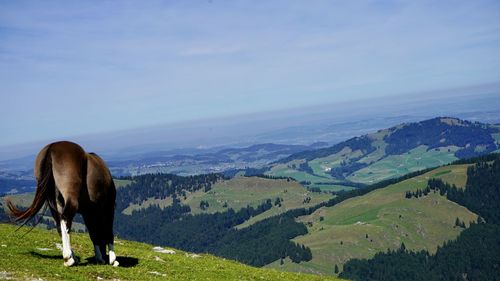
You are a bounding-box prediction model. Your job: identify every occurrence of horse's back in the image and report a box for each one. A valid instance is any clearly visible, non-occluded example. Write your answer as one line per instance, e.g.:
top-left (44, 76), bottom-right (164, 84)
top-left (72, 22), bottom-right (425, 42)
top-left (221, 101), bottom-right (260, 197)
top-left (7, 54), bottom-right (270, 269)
top-left (48, 142), bottom-right (87, 196)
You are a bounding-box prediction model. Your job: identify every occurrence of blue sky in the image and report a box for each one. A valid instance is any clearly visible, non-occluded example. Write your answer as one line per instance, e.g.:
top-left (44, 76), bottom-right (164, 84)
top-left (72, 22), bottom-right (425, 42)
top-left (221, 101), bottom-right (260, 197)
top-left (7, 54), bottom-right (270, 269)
top-left (1, 0), bottom-right (500, 146)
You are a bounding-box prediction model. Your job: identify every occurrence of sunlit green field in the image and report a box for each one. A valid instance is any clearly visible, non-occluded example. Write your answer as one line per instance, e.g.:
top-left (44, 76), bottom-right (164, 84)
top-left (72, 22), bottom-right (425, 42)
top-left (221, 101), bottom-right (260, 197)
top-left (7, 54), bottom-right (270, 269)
top-left (347, 145), bottom-right (459, 184)
top-left (113, 179), bottom-right (133, 189)
top-left (0, 223), bottom-right (341, 281)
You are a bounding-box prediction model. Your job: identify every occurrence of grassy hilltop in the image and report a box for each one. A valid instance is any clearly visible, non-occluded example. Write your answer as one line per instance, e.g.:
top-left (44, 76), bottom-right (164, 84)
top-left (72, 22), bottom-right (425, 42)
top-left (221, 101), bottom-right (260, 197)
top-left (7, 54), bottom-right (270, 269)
top-left (0, 223), bottom-right (341, 281)
top-left (266, 164), bottom-right (477, 275)
top-left (122, 176), bottom-right (332, 228)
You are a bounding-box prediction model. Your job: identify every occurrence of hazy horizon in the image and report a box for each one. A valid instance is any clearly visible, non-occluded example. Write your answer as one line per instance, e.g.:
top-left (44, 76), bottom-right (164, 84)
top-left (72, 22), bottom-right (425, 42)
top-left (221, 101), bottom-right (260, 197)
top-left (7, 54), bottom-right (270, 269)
top-left (1, 82), bottom-right (499, 161)
top-left (2, 1), bottom-right (500, 148)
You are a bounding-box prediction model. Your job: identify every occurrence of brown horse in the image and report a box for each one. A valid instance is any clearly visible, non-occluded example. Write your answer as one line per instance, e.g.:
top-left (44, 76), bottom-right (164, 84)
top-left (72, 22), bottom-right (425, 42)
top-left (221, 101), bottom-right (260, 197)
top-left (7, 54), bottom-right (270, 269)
top-left (7, 141), bottom-right (118, 267)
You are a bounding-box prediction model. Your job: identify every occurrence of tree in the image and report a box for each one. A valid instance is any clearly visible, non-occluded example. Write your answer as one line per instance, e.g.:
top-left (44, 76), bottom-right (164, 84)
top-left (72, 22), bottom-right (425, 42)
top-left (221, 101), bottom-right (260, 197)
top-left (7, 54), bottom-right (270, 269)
top-left (274, 197), bottom-right (282, 207)
top-left (199, 200), bottom-right (209, 210)
top-left (405, 191), bottom-right (412, 198)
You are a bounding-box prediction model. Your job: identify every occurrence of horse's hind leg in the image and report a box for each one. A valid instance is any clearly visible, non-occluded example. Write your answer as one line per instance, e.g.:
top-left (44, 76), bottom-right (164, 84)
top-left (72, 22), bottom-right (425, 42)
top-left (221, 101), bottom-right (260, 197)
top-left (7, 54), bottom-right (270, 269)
top-left (85, 206), bottom-right (118, 266)
top-left (104, 207), bottom-right (119, 266)
top-left (49, 203), bottom-right (61, 234)
top-left (108, 243), bottom-right (118, 266)
top-left (81, 210), bottom-right (106, 264)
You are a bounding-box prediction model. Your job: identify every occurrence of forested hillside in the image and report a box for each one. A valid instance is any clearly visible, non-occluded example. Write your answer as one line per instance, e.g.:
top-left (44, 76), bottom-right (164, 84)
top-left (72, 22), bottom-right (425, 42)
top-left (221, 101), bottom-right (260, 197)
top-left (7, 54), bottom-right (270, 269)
top-left (109, 173), bottom-right (329, 267)
top-left (266, 163), bottom-right (477, 275)
top-left (115, 173), bottom-right (223, 212)
top-left (340, 155), bottom-right (500, 280)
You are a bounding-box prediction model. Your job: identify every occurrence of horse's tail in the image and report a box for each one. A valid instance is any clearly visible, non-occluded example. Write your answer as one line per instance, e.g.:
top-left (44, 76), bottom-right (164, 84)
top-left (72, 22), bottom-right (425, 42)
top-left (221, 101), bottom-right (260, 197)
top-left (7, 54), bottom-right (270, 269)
top-left (6, 144), bottom-right (53, 223)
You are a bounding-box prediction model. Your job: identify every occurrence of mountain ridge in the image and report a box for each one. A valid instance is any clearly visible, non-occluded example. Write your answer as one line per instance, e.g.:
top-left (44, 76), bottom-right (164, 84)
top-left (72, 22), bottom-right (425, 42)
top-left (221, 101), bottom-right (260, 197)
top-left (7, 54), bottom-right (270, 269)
top-left (264, 117), bottom-right (500, 190)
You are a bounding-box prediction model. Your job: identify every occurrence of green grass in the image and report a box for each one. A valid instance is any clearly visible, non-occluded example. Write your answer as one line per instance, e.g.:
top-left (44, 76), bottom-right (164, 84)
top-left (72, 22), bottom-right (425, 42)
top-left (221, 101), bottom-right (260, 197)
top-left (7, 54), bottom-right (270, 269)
top-left (432, 170), bottom-right (451, 177)
top-left (184, 176), bottom-right (332, 228)
top-left (266, 164), bottom-right (477, 276)
top-left (267, 133), bottom-right (462, 191)
top-left (0, 192), bottom-right (35, 207)
top-left (113, 179), bottom-right (132, 189)
top-left (347, 145), bottom-right (459, 184)
top-left (0, 224), bottom-right (341, 281)
top-left (122, 197), bottom-right (174, 215)
top-left (357, 136), bottom-right (388, 165)
top-left (432, 164), bottom-right (470, 189)
top-left (306, 184), bottom-right (355, 192)
top-left (267, 160), bottom-right (354, 192)
top-left (308, 147), bottom-right (363, 178)
top-left (267, 164), bottom-right (330, 184)
top-left (122, 176), bottom-right (333, 228)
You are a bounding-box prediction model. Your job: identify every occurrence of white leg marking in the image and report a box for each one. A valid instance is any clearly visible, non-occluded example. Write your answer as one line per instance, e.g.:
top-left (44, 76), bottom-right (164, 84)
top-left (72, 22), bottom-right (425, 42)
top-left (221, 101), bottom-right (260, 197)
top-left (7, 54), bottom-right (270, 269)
top-left (60, 220), bottom-right (75, 266)
top-left (94, 245), bottom-right (105, 264)
top-left (108, 243), bottom-right (119, 267)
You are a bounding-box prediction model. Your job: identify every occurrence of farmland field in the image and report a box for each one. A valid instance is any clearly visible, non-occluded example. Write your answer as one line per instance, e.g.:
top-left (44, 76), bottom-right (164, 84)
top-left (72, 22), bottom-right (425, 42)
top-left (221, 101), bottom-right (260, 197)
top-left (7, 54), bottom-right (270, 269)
top-left (347, 145), bottom-right (459, 184)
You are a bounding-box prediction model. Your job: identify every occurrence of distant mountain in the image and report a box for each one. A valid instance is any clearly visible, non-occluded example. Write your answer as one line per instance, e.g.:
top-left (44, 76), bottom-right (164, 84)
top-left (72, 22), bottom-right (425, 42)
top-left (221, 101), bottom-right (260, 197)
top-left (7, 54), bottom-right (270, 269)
top-left (264, 117), bottom-right (500, 190)
top-left (4, 116), bottom-right (499, 194)
top-left (107, 142), bottom-right (330, 176)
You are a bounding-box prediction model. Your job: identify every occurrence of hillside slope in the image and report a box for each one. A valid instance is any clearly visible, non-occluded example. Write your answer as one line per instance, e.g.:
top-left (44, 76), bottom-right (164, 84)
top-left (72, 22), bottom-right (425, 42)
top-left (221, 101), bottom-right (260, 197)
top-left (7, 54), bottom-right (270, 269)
top-left (266, 117), bottom-right (499, 190)
top-left (266, 164), bottom-right (477, 275)
top-left (0, 223), bottom-right (341, 281)
top-left (122, 176), bottom-right (332, 221)
top-left (339, 154), bottom-right (500, 280)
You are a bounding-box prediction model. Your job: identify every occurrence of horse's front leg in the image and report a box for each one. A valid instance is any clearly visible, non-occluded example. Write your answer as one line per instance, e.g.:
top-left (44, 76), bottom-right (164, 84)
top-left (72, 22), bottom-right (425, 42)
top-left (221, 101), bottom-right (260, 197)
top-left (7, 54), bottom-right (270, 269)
top-left (60, 219), bottom-right (76, 266)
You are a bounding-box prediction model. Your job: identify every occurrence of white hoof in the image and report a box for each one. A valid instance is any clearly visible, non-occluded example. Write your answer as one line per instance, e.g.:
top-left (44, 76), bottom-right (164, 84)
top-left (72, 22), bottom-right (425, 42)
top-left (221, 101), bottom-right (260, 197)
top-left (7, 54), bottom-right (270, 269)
top-left (109, 250), bottom-right (117, 265)
top-left (64, 257), bottom-right (76, 267)
top-left (112, 260), bottom-right (119, 267)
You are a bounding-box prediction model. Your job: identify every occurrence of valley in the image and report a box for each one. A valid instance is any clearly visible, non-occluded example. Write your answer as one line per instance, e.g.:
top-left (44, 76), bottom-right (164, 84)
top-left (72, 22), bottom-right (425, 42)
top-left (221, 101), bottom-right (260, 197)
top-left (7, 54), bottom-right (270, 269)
top-left (1, 117), bottom-right (499, 279)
